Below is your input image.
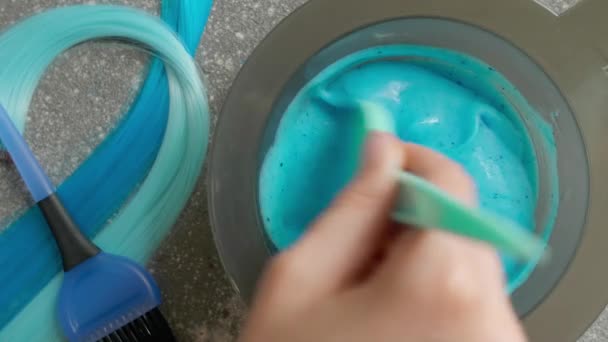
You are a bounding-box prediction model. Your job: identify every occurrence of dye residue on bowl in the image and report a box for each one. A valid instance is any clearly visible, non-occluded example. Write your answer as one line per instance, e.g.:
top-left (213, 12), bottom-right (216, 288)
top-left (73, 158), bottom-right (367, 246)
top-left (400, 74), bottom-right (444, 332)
top-left (259, 45), bottom-right (558, 292)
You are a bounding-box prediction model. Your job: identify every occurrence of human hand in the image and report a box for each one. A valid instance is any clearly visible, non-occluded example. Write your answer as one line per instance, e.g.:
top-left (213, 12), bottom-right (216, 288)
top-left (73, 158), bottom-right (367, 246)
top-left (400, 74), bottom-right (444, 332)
top-left (240, 133), bottom-right (526, 342)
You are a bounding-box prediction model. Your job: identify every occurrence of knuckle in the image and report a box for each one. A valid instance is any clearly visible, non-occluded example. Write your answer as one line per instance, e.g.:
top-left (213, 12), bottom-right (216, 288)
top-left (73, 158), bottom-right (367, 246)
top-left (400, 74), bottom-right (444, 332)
top-left (263, 253), bottom-right (299, 287)
top-left (447, 161), bottom-right (468, 177)
top-left (338, 183), bottom-right (382, 209)
top-left (476, 247), bottom-right (506, 282)
top-left (442, 164), bottom-right (477, 203)
top-left (445, 163), bottom-right (474, 187)
top-left (435, 260), bottom-right (483, 314)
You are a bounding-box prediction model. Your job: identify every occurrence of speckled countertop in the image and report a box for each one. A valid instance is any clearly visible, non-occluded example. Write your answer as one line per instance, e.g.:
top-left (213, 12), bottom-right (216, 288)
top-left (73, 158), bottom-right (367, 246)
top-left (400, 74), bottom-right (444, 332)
top-left (0, 0), bottom-right (605, 341)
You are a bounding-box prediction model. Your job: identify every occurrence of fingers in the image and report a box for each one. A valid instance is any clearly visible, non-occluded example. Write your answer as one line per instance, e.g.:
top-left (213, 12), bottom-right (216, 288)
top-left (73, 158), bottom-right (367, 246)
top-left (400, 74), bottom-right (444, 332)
top-left (379, 144), bottom-right (492, 270)
top-left (378, 143), bottom-right (499, 298)
top-left (370, 145), bottom-right (506, 313)
top-left (247, 139), bottom-right (525, 342)
top-left (388, 144), bottom-right (498, 269)
top-left (266, 132), bottom-right (403, 300)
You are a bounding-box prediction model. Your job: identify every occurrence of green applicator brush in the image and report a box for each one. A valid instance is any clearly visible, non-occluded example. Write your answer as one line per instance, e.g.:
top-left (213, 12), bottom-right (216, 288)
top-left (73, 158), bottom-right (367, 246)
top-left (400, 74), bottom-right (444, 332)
top-left (356, 100), bottom-right (548, 262)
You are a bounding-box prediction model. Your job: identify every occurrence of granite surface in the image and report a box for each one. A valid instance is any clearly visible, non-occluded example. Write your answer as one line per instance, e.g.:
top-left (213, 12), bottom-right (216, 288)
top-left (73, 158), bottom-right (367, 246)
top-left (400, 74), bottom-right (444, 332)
top-left (0, 0), bottom-right (604, 341)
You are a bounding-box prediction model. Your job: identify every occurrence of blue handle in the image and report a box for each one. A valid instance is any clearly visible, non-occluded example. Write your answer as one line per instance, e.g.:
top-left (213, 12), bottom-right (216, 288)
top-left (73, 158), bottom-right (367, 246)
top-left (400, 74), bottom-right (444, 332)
top-left (0, 105), bottom-right (54, 201)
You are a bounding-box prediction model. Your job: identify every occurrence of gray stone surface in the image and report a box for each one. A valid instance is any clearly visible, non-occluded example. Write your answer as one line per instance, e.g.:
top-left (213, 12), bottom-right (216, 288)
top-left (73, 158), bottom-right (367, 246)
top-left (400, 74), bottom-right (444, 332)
top-left (0, 0), bottom-right (604, 341)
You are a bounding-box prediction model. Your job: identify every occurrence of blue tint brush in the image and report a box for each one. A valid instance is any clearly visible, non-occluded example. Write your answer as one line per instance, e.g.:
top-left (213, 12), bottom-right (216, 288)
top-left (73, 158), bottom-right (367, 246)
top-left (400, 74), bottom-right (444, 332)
top-left (0, 105), bottom-right (175, 342)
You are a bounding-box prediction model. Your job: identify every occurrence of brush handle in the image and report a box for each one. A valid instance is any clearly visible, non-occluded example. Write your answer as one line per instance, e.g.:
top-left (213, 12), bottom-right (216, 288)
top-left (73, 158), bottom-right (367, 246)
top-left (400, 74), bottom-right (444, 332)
top-left (393, 171), bottom-right (546, 261)
top-left (0, 105), bottom-right (54, 202)
top-left (0, 104), bottom-right (99, 270)
top-left (39, 195), bottom-right (100, 271)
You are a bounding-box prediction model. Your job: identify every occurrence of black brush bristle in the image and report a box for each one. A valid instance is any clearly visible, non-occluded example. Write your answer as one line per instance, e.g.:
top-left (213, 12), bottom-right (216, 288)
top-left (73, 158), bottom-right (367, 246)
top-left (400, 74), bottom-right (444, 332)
top-left (98, 308), bottom-right (175, 342)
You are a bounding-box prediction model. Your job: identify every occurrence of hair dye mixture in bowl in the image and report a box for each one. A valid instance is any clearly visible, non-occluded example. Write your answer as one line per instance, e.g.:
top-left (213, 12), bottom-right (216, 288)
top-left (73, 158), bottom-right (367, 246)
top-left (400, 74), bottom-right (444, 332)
top-left (259, 45), bottom-right (558, 292)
